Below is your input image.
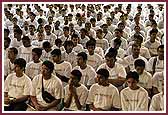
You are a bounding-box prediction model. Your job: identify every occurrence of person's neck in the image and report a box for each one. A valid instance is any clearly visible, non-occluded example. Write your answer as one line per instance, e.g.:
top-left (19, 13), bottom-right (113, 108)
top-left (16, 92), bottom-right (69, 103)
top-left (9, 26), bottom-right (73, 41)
top-left (30, 32), bottom-right (34, 35)
top-left (130, 85), bottom-right (140, 90)
top-left (10, 58), bottom-right (16, 63)
top-left (132, 54), bottom-right (139, 59)
top-left (16, 72), bottom-right (23, 78)
top-left (74, 83), bottom-right (81, 87)
top-left (34, 60), bottom-right (40, 63)
top-left (43, 74), bottom-right (51, 80)
top-left (89, 52), bottom-right (94, 55)
top-left (56, 60), bottom-right (64, 64)
top-left (158, 56), bottom-right (164, 60)
top-left (46, 32), bottom-right (51, 35)
top-left (80, 64), bottom-right (87, 69)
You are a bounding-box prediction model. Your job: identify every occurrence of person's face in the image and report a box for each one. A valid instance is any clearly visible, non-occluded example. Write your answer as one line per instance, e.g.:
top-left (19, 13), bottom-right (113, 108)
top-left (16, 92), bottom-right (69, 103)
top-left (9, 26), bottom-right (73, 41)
top-left (135, 66), bottom-right (144, 75)
top-left (96, 31), bottom-right (102, 38)
top-left (32, 52), bottom-right (40, 62)
top-left (114, 30), bottom-right (121, 37)
top-left (102, 25), bottom-right (108, 32)
top-left (87, 46), bottom-right (95, 55)
top-left (22, 39), bottom-right (30, 47)
top-left (4, 39), bottom-right (10, 48)
top-left (106, 18), bottom-right (112, 25)
top-left (52, 55), bottom-right (60, 63)
top-left (72, 37), bottom-right (79, 46)
top-left (41, 65), bottom-right (51, 78)
top-left (132, 46), bottom-right (140, 56)
top-left (97, 14), bottom-right (102, 20)
top-left (97, 74), bottom-right (106, 85)
top-left (65, 45), bottom-right (73, 53)
top-left (127, 78), bottom-right (138, 90)
top-left (37, 33), bottom-right (44, 40)
top-left (105, 56), bottom-right (116, 68)
top-left (77, 56), bottom-right (84, 66)
top-left (85, 23), bottom-right (91, 30)
top-left (134, 27), bottom-right (140, 32)
top-left (8, 49), bottom-right (16, 59)
top-left (55, 21), bottom-right (60, 27)
top-left (45, 27), bottom-right (51, 33)
top-left (69, 74), bottom-right (79, 86)
top-left (14, 64), bottom-right (23, 73)
top-left (118, 24), bottom-right (125, 30)
top-left (150, 32), bottom-right (157, 41)
top-left (29, 26), bottom-right (35, 32)
top-left (63, 29), bottom-right (69, 36)
top-left (157, 48), bottom-right (164, 59)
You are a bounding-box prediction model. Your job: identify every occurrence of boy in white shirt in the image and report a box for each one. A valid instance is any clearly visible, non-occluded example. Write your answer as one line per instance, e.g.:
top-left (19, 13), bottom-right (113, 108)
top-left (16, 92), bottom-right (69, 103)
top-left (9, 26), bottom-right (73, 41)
top-left (86, 39), bottom-right (103, 70)
top-left (44, 25), bottom-right (56, 45)
top-left (73, 52), bottom-right (96, 89)
top-left (10, 28), bottom-right (23, 48)
top-left (41, 41), bottom-right (53, 62)
top-left (86, 68), bottom-right (121, 111)
top-left (51, 49), bottom-right (72, 86)
top-left (4, 58), bottom-right (31, 111)
top-left (64, 70), bottom-right (88, 111)
top-left (4, 47), bottom-right (18, 80)
top-left (97, 48), bottom-right (126, 90)
top-left (134, 59), bottom-right (152, 97)
top-left (25, 48), bottom-right (43, 80)
top-left (29, 60), bottom-right (64, 111)
top-left (120, 71), bottom-right (148, 111)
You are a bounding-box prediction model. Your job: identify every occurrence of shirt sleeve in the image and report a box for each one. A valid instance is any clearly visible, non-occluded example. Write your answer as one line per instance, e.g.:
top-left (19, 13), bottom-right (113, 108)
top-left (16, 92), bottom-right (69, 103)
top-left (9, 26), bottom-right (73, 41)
top-left (23, 77), bottom-right (32, 96)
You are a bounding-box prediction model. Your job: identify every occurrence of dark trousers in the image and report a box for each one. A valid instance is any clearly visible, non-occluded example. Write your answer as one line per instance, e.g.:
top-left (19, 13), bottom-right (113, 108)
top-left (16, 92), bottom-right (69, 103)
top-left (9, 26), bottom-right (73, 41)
top-left (4, 102), bottom-right (28, 111)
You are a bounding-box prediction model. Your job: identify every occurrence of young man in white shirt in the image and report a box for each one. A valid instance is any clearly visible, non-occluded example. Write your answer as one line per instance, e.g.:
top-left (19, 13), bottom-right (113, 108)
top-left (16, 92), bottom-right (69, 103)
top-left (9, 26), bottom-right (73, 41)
top-left (4, 58), bottom-right (31, 111)
top-left (147, 45), bottom-right (164, 75)
top-left (86, 39), bottom-right (103, 70)
top-left (51, 49), bottom-right (72, 87)
top-left (29, 60), bottom-right (64, 111)
top-left (86, 68), bottom-right (121, 111)
top-left (4, 47), bottom-right (18, 80)
top-left (134, 59), bottom-right (152, 97)
top-left (44, 25), bottom-right (56, 45)
top-left (25, 48), bottom-right (43, 80)
top-left (64, 69), bottom-right (88, 111)
top-left (18, 36), bottom-right (33, 63)
top-left (41, 41), bottom-right (53, 62)
top-left (120, 71), bottom-right (148, 111)
top-left (10, 28), bottom-right (23, 48)
top-left (73, 52), bottom-right (96, 89)
top-left (97, 48), bottom-right (126, 91)
top-left (62, 40), bottom-right (77, 68)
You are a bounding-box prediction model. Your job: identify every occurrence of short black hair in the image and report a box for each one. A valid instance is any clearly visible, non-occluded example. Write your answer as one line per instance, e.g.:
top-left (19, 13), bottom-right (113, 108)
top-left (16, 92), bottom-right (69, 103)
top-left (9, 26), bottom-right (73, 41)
top-left (71, 69), bottom-right (82, 81)
top-left (150, 28), bottom-right (158, 35)
top-left (126, 71), bottom-right (139, 82)
top-left (134, 59), bottom-right (145, 68)
top-left (64, 40), bottom-right (74, 48)
top-left (71, 33), bottom-right (79, 39)
top-left (14, 28), bottom-right (22, 35)
top-left (42, 60), bottom-right (54, 73)
top-left (55, 39), bottom-right (62, 45)
top-left (14, 58), bottom-right (26, 70)
top-left (77, 52), bottom-right (87, 61)
top-left (32, 48), bottom-right (42, 57)
top-left (63, 26), bottom-right (69, 31)
top-left (43, 41), bottom-right (51, 48)
top-left (105, 48), bottom-right (118, 58)
top-left (51, 49), bottom-right (61, 56)
top-left (4, 29), bottom-right (10, 35)
top-left (97, 68), bottom-right (109, 80)
top-left (157, 44), bottom-right (164, 51)
top-left (22, 36), bottom-right (30, 41)
top-left (86, 39), bottom-right (96, 48)
top-left (5, 37), bottom-right (11, 43)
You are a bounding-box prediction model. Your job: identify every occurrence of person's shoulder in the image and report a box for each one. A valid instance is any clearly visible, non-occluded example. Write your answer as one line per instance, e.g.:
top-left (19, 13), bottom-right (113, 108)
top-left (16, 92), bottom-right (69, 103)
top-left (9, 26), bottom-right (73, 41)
top-left (139, 87), bottom-right (148, 94)
top-left (80, 84), bottom-right (88, 91)
top-left (23, 73), bottom-right (31, 81)
top-left (120, 87), bottom-right (129, 94)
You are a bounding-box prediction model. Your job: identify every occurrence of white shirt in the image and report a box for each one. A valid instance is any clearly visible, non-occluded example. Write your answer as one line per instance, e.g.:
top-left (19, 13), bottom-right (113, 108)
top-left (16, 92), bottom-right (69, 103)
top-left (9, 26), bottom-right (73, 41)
top-left (31, 74), bottom-right (64, 107)
top-left (152, 71), bottom-right (164, 93)
top-left (25, 61), bottom-right (42, 80)
top-left (4, 73), bottom-right (31, 98)
top-left (73, 65), bottom-right (96, 87)
top-left (96, 38), bottom-right (109, 52)
top-left (86, 83), bottom-right (121, 110)
top-left (64, 84), bottom-right (88, 111)
top-left (4, 59), bottom-right (15, 77)
top-left (149, 92), bottom-right (164, 111)
top-left (97, 63), bottom-right (126, 79)
top-left (120, 87), bottom-right (148, 111)
top-left (62, 51), bottom-right (77, 68)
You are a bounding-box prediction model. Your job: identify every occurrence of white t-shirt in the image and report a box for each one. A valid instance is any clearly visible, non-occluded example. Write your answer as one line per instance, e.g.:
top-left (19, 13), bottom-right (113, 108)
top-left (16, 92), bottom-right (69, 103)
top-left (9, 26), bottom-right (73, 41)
top-left (10, 38), bottom-right (23, 48)
top-left (148, 56), bottom-right (164, 73)
top-left (25, 61), bottom-right (42, 80)
top-left (4, 59), bottom-right (15, 77)
top-left (96, 38), bottom-right (109, 52)
top-left (4, 73), bottom-right (31, 98)
top-left (111, 37), bottom-right (128, 50)
top-left (103, 31), bottom-right (113, 44)
top-left (73, 44), bottom-right (84, 54)
top-left (152, 71), bottom-right (164, 93)
top-left (87, 53), bottom-right (103, 70)
top-left (53, 61), bottom-right (72, 86)
top-left (97, 63), bottom-right (126, 79)
top-left (62, 51), bottom-right (77, 68)
top-left (18, 45), bottom-right (33, 63)
top-left (45, 33), bottom-right (57, 45)
top-left (86, 83), bottom-right (121, 110)
top-left (64, 84), bottom-right (88, 111)
top-left (120, 87), bottom-right (148, 111)
top-left (137, 70), bottom-right (152, 89)
top-left (41, 49), bottom-right (53, 62)
top-left (31, 74), bottom-right (64, 107)
top-left (149, 92), bottom-right (164, 111)
top-left (73, 65), bottom-right (96, 87)
top-left (123, 55), bottom-right (148, 71)
top-left (105, 47), bottom-right (125, 59)
top-left (144, 40), bottom-right (161, 56)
